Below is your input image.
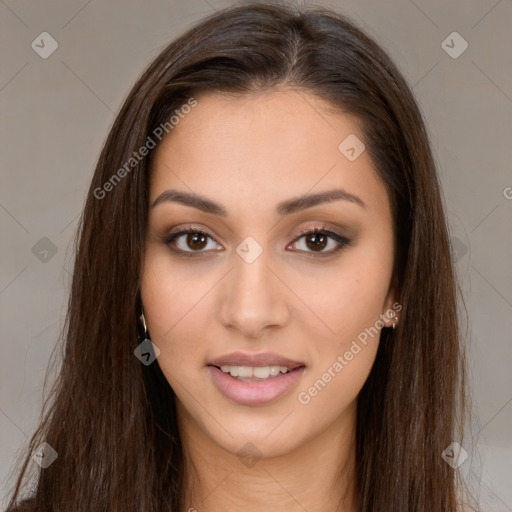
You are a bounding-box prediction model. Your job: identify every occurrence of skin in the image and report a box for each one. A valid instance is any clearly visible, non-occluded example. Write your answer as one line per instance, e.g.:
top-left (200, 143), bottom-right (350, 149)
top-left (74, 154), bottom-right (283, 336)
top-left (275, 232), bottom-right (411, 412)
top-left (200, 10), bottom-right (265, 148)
top-left (140, 88), bottom-right (398, 512)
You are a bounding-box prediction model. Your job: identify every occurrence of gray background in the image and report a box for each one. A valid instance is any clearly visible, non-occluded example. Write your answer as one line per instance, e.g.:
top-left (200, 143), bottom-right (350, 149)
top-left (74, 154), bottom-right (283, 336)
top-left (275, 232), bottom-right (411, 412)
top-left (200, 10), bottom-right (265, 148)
top-left (0, 0), bottom-right (511, 510)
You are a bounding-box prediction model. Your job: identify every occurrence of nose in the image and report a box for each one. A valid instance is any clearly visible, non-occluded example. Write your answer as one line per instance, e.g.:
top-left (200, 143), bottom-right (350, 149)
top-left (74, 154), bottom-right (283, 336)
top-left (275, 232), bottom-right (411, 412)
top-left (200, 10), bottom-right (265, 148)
top-left (218, 247), bottom-right (290, 339)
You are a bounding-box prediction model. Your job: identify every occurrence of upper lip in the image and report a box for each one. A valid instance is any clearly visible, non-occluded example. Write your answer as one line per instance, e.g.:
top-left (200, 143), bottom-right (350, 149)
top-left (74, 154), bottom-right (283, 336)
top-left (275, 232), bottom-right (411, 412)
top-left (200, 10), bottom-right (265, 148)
top-left (208, 352), bottom-right (305, 369)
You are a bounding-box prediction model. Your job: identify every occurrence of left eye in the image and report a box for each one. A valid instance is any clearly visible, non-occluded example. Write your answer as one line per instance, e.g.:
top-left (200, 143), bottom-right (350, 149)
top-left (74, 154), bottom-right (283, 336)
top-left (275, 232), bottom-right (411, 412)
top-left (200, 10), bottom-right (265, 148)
top-left (288, 228), bottom-right (349, 254)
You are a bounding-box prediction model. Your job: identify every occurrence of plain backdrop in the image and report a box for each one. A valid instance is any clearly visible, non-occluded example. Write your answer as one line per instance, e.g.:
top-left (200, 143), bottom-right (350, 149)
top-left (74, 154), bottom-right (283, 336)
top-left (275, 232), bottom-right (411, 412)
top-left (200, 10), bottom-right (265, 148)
top-left (1, 0), bottom-right (511, 510)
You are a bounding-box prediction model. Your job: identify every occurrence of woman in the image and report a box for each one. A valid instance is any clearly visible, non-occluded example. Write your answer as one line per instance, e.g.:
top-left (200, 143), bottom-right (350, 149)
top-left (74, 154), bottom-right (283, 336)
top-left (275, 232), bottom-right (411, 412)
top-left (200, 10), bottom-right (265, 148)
top-left (5, 2), bottom-right (478, 511)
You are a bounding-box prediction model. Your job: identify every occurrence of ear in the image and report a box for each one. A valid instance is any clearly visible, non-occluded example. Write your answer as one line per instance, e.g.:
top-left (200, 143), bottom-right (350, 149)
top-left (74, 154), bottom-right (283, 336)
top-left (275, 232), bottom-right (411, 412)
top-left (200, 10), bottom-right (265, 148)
top-left (382, 284), bottom-right (401, 328)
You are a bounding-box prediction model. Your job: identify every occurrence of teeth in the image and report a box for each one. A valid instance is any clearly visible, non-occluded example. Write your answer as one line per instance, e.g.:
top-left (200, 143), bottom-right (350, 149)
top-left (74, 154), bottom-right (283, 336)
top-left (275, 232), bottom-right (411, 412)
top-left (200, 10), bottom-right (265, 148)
top-left (219, 365), bottom-right (290, 379)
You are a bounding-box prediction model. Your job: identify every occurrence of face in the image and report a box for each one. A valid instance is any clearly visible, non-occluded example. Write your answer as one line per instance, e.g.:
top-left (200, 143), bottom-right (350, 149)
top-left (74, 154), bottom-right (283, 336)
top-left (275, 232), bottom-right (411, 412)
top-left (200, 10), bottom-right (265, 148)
top-left (140, 89), bottom-right (398, 458)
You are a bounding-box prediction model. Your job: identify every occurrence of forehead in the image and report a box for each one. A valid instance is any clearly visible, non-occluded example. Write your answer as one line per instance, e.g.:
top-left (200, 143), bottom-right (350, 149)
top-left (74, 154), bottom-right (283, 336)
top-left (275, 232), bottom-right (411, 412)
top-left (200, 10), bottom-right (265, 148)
top-left (149, 89), bottom-right (389, 218)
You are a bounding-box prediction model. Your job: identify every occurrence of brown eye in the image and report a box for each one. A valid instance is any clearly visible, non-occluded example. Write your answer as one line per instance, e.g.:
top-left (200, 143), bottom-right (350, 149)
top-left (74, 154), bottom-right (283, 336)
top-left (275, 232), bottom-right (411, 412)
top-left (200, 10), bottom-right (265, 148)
top-left (305, 232), bottom-right (328, 252)
top-left (289, 227), bottom-right (350, 255)
top-left (164, 229), bottom-right (222, 255)
top-left (185, 232), bottom-right (208, 250)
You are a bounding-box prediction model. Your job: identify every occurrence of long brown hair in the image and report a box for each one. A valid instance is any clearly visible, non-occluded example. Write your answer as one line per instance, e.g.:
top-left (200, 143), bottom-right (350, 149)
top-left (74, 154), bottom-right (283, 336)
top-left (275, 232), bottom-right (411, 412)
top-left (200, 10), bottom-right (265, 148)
top-left (5, 2), bottom-right (478, 511)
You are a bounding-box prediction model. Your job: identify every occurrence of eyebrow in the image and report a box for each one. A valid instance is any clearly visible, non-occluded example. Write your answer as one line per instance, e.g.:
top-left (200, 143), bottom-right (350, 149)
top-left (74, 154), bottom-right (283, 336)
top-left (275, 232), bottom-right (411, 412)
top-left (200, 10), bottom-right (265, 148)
top-left (151, 188), bottom-right (366, 215)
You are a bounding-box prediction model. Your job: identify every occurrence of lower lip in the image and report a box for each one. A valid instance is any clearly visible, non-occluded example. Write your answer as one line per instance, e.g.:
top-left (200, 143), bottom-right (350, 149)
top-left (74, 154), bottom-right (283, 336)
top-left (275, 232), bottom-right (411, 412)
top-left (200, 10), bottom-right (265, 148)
top-left (207, 365), bottom-right (306, 406)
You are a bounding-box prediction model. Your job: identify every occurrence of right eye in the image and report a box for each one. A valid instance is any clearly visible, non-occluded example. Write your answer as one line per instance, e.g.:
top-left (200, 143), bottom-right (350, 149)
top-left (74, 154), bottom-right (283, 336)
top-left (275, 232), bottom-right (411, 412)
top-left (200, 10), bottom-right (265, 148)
top-left (163, 226), bottom-right (223, 256)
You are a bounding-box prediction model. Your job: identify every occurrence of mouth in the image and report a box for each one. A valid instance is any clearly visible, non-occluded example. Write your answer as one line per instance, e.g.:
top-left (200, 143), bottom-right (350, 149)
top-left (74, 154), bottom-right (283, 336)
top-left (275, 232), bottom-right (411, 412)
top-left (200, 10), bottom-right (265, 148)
top-left (212, 364), bottom-right (303, 381)
top-left (207, 352), bottom-right (306, 406)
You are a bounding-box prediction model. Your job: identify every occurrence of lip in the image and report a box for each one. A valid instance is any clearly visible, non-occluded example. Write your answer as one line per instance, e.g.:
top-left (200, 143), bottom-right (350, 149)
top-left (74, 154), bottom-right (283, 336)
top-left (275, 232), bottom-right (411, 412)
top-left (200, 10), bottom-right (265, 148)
top-left (208, 365), bottom-right (306, 406)
top-left (207, 352), bottom-right (306, 406)
top-left (208, 351), bottom-right (305, 369)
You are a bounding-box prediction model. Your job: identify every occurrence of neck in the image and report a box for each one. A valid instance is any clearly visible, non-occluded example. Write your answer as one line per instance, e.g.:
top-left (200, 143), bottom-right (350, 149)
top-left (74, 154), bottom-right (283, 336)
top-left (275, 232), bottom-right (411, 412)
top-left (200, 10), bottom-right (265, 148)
top-left (179, 400), bottom-right (359, 512)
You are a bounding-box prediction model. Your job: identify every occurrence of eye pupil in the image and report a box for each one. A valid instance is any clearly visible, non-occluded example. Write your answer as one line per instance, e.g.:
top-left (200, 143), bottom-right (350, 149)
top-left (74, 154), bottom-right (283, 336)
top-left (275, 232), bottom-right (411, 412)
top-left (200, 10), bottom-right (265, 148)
top-left (306, 233), bottom-right (327, 251)
top-left (187, 233), bottom-right (207, 250)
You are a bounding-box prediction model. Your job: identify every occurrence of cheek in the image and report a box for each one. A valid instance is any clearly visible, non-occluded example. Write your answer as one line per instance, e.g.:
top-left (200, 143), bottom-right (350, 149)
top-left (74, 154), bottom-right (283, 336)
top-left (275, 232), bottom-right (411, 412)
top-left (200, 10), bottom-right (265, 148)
top-left (297, 342), bottom-right (377, 423)
top-left (299, 249), bottom-right (392, 348)
top-left (139, 250), bottom-right (213, 380)
top-left (293, 241), bottom-right (392, 410)
top-left (295, 266), bottom-right (386, 415)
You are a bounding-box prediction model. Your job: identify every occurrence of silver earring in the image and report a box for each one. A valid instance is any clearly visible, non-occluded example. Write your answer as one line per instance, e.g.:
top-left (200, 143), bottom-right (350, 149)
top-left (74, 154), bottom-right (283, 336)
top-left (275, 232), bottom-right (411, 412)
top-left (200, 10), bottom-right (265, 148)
top-left (140, 311), bottom-right (150, 340)
top-left (387, 310), bottom-right (398, 329)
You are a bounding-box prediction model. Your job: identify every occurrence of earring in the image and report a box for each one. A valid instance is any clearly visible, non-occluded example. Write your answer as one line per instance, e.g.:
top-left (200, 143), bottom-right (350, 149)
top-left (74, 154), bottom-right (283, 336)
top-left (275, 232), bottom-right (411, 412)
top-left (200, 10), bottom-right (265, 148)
top-left (388, 310), bottom-right (398, 330)
top-left (139, 311), bottom-right (150, 341)
top-left (136, 310), bottom-right (160, 365)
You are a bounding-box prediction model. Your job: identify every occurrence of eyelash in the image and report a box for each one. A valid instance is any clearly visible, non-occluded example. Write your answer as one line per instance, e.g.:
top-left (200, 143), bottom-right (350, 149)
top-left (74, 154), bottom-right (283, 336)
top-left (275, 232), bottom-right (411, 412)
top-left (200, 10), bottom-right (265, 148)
top-left (163, 224), bottom-right (350, 258)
